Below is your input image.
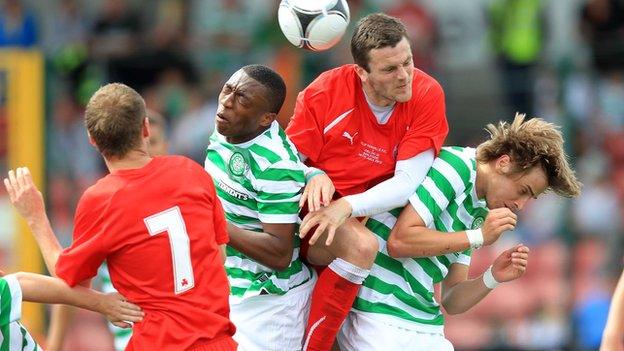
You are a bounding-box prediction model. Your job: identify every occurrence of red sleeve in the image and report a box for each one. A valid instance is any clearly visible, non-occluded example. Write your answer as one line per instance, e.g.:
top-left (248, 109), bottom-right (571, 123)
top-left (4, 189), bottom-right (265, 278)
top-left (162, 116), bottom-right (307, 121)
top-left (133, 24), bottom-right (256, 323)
top-left (55, 196), bottom-right (108, 287)
top-left (397, 80), bottom-right (449, 160)
top-left (285, 90), bottom-right (324, 163)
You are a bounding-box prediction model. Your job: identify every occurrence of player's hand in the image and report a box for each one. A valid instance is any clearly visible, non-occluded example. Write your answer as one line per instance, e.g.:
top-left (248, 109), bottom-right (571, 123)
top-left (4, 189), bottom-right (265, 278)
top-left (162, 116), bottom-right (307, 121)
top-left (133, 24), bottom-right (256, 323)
top-left (491, 244), bottom-right (529, 283)
top-left (299, 198), bottom-right (351, 246)
top-left (3, 167), bottom-right (46, 224)
top-left (481, 208), bottom-right (517, 245)
top-left (96, 292), bottom-right (144, 329)
top-left (300, 173), bottom-right (335, 212)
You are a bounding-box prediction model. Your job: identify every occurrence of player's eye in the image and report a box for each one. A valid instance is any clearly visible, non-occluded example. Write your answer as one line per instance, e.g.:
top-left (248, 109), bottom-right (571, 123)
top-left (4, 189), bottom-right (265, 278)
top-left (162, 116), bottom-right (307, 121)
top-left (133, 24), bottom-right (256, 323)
top-left (237, 93), bottom-right (250, 105)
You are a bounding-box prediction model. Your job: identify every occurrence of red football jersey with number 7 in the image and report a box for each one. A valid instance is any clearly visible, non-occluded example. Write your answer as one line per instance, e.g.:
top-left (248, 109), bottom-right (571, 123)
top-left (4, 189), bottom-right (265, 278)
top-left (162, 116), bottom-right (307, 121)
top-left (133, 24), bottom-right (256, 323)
top-left (56, 156), bottom-right (236, 351)
top-left (286, 64), bottom-right (448, 196)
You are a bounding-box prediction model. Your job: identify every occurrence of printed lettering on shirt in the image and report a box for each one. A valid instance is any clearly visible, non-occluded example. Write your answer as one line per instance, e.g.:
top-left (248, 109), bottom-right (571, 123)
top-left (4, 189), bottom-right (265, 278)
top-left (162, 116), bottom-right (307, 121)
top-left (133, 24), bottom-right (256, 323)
top-left (217, 180), bottom-right (250, 201)
top-left (358, 141), bottom-right (387, 165)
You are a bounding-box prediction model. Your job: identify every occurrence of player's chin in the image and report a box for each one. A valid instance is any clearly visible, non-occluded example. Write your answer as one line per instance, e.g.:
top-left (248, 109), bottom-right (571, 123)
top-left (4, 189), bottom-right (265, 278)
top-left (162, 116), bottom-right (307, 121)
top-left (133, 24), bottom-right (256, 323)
top-left (215, 122), bottom-right (229, 135)
top-left (393, 91), bottom-right (412, 103)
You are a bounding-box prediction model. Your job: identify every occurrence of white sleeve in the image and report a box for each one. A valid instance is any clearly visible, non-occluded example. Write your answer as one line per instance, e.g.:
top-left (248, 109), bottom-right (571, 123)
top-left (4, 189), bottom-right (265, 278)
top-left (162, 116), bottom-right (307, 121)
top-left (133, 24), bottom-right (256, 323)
top-left (344, 149), bottom-right (435, 217)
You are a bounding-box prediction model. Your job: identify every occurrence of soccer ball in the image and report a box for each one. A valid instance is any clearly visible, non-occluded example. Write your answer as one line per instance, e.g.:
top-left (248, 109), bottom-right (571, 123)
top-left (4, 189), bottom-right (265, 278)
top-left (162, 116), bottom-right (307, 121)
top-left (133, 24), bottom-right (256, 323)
top-left (278, 0), bottom-right (350, 51)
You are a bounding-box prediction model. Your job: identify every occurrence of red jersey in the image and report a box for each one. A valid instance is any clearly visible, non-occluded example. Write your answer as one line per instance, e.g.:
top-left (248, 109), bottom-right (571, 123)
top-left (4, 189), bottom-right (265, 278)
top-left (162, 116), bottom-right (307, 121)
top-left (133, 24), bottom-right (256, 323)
top-left (286, 64), bottom-right (448, 196)
top-left (56, 156), bottom-right (236, 351)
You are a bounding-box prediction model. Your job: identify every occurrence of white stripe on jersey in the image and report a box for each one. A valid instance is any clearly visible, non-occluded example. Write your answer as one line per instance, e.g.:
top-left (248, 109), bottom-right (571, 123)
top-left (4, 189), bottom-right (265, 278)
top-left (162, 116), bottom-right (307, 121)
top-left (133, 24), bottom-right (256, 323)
top-left (323, 108), bottom-right (354, 134)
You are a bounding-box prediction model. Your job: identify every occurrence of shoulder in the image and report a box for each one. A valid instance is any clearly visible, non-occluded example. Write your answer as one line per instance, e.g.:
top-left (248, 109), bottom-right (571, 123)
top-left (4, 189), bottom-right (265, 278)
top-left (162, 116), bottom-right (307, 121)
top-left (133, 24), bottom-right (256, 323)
top-left (434, 147), bottom-right (475, 187)
top-left (251, 125), bottom-right (303, 172)
top-left (302, 64), bottom-right (358, 101)
top-left (410, 68), bottom-right (444, 101)
top-left (158, 155), bottom-right (206, 173)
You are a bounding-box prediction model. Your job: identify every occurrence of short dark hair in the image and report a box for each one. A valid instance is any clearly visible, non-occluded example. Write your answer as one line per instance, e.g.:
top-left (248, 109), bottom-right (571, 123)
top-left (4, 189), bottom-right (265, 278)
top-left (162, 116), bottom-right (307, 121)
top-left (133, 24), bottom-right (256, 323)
top-left (241, 64), bottom-right (286, 114)
top-left (350, 13), bottom-right (409, 72)
top-left (85, 83), bottom-right (146, 158)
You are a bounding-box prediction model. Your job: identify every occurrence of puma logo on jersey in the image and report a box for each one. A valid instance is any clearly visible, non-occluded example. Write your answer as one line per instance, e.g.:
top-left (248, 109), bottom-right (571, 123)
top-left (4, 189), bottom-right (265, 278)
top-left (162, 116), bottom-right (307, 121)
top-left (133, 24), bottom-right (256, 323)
top-left (342, 131), bottom-right (358, 145)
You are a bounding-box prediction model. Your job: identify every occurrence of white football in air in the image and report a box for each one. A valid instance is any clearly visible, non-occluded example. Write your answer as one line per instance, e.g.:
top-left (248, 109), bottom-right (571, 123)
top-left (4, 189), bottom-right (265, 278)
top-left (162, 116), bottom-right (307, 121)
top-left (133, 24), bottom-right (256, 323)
top-left (278, 0), bottom-right (350, 51)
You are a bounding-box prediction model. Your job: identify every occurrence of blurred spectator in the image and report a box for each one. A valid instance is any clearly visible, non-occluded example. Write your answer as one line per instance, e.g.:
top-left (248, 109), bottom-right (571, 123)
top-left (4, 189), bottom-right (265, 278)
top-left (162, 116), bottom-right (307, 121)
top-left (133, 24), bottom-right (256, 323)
top-left (169, 89), bottom-right (216, 163)
top-left (44, 0), bottom-right (91, 100)
top-left (386, 0), bottom-right (437, 73)
top-left (581, 0), bottom-right (624, 73)
top-left (0, 0), bottom-right (37, 47)
top-left (488, 0), bottom-right (545, 117)
top-left (47, 92), bottom-right (102, 245)
top-left (189, 0), bottom-right (270, 79)
top-left (89, 0), bottom-right (141, 60)
top-left (2, 1), bottom-right (620, 349)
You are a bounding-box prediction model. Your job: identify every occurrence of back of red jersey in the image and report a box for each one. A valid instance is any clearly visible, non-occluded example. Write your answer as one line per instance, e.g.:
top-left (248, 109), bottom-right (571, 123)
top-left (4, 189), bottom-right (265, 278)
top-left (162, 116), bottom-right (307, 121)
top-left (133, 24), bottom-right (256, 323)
top-left (56, 156), bottom-right (235, 350)
top-left (286, 64), bottom-right (448, 195)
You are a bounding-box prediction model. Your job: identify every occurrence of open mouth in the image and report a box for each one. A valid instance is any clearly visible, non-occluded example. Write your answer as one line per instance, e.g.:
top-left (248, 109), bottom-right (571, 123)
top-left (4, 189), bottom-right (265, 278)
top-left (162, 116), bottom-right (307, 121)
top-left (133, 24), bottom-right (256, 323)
top-left (216, 112), bottom-right (228, 123)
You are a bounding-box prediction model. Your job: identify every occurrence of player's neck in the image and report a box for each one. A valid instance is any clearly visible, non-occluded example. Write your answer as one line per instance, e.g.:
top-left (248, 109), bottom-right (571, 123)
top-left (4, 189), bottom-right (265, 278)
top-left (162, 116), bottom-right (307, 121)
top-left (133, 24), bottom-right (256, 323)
top-left (226, 126), bottom-right (270, 145)
top-left (361, 81), bottom-right (394, 107)
top-left (104, 149), bottom-right (153, 172)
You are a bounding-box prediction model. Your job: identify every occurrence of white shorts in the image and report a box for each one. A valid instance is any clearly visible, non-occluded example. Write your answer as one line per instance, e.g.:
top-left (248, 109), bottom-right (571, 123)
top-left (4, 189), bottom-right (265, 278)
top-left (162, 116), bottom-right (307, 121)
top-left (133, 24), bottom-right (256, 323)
top-left (230, 275), bottom-right (316, 351)
top-left (337, 311), bottom-right (454, 351)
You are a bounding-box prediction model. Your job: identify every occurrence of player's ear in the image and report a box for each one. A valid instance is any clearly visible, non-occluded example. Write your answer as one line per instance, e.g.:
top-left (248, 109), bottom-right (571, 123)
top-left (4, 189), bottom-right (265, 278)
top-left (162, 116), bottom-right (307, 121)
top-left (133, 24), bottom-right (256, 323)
top-left (354, 64), bottom-right (369, 83)
top-left (87, 131), bottom-right (97, 147)
top-left (260, 112), bottom-right (276, 128)
top-left (143, 117), bottom-right (150, 138)
top-left (495, 154), bottom-right (512, 175)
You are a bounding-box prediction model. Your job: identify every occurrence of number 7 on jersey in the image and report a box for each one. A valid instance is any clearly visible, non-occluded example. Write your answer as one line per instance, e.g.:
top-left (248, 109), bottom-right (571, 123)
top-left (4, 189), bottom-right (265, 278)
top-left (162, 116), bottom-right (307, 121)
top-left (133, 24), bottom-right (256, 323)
top-left (144, 206), bottom-right (195, 294)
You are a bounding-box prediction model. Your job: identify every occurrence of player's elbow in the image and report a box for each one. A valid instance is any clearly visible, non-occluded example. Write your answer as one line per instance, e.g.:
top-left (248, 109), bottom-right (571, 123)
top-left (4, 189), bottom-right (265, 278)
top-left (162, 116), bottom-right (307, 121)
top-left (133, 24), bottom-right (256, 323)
top-left (386, 228), bottom-right (410, 258)
top-left (442, 299), bottom-right (469, 315)
top-left (269, 250), bottom-right (293, 272)
top-left (270, 258), bottom-right (292, 272)
top-left (442, 301), bottom-right (461, 315)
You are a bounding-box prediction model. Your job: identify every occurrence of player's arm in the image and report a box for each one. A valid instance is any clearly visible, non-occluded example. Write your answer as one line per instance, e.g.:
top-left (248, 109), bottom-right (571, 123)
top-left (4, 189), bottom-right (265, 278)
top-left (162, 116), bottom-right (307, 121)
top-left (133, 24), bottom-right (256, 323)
top-left (602, 270), bottom-right (624, 351)
top-left (300, 151), bottom-right (435, 246)
top-left (13, 272), bottom-right (143, 328)
top-left (47, 305), bottom-right (73, 351)
top-left (4, 167), bottom-right (62, 273)
top-left (227, 223), bottom-right (296, 271)
top-left (440, 245), bottom-right (529, 314)
top-left (386, 205), bottom-right (517, 258)
top-left (299, 163), bottom-right (335, 212)
top-left (219, 244), bottom-right (227, 264)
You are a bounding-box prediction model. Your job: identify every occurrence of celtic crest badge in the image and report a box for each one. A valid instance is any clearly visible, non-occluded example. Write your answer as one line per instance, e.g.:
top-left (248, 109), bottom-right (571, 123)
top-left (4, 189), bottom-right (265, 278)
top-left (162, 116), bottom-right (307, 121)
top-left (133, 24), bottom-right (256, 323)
top-left (228, 152), bottom-right (248, 177)
top-left (471, 216), bottom-right (484, 229)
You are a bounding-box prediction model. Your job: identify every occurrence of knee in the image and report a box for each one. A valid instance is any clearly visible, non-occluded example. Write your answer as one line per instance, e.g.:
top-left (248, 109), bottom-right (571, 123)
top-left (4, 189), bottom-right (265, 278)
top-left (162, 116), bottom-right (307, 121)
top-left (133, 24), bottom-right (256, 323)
top-left (352, 230), bottom-right (378, 263)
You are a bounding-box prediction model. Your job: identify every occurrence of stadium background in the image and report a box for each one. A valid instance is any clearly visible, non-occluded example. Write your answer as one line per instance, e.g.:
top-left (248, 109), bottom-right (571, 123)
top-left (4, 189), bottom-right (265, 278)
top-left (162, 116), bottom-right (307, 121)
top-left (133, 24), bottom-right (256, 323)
top-left (0, 0), bottom-right (622, 350)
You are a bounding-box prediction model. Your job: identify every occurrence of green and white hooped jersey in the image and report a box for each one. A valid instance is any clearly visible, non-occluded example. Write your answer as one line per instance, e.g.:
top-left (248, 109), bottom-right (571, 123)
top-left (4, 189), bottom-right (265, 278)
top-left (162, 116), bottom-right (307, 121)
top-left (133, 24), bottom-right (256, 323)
top-left (352, 147), bottom-right (489, 333)
top-left (98, 264), bottom-right (131, 351)
top-left (205, 121), bottom-right (313, 303)
top-left (0, 275), bottom-right (41, 350)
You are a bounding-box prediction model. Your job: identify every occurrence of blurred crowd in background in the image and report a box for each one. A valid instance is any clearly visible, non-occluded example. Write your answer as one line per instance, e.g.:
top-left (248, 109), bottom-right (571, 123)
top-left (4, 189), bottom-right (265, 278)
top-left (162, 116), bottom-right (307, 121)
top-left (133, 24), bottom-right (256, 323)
top-left (0, 0), bottom-right (623, 350)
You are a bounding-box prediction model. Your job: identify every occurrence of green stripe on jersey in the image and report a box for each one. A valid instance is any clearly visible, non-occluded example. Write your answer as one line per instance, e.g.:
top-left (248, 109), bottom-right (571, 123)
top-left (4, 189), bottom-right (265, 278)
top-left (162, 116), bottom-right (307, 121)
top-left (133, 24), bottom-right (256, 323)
top-left (205, 121), bottom-right (312, 302)
top-left (0, 276), bottom-right (42, 350)
top-left (98, 264), bottom-right (132, 351)
top-left (353, 147), bottom-right (488, 330)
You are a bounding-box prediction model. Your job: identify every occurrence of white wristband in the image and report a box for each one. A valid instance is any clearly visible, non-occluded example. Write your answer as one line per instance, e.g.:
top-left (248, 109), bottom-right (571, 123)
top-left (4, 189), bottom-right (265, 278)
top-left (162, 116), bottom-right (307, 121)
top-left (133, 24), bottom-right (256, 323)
top-left (483, 266), bottom-right (500, 289)
top-left (465, 229), bottom-right (484, 250)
